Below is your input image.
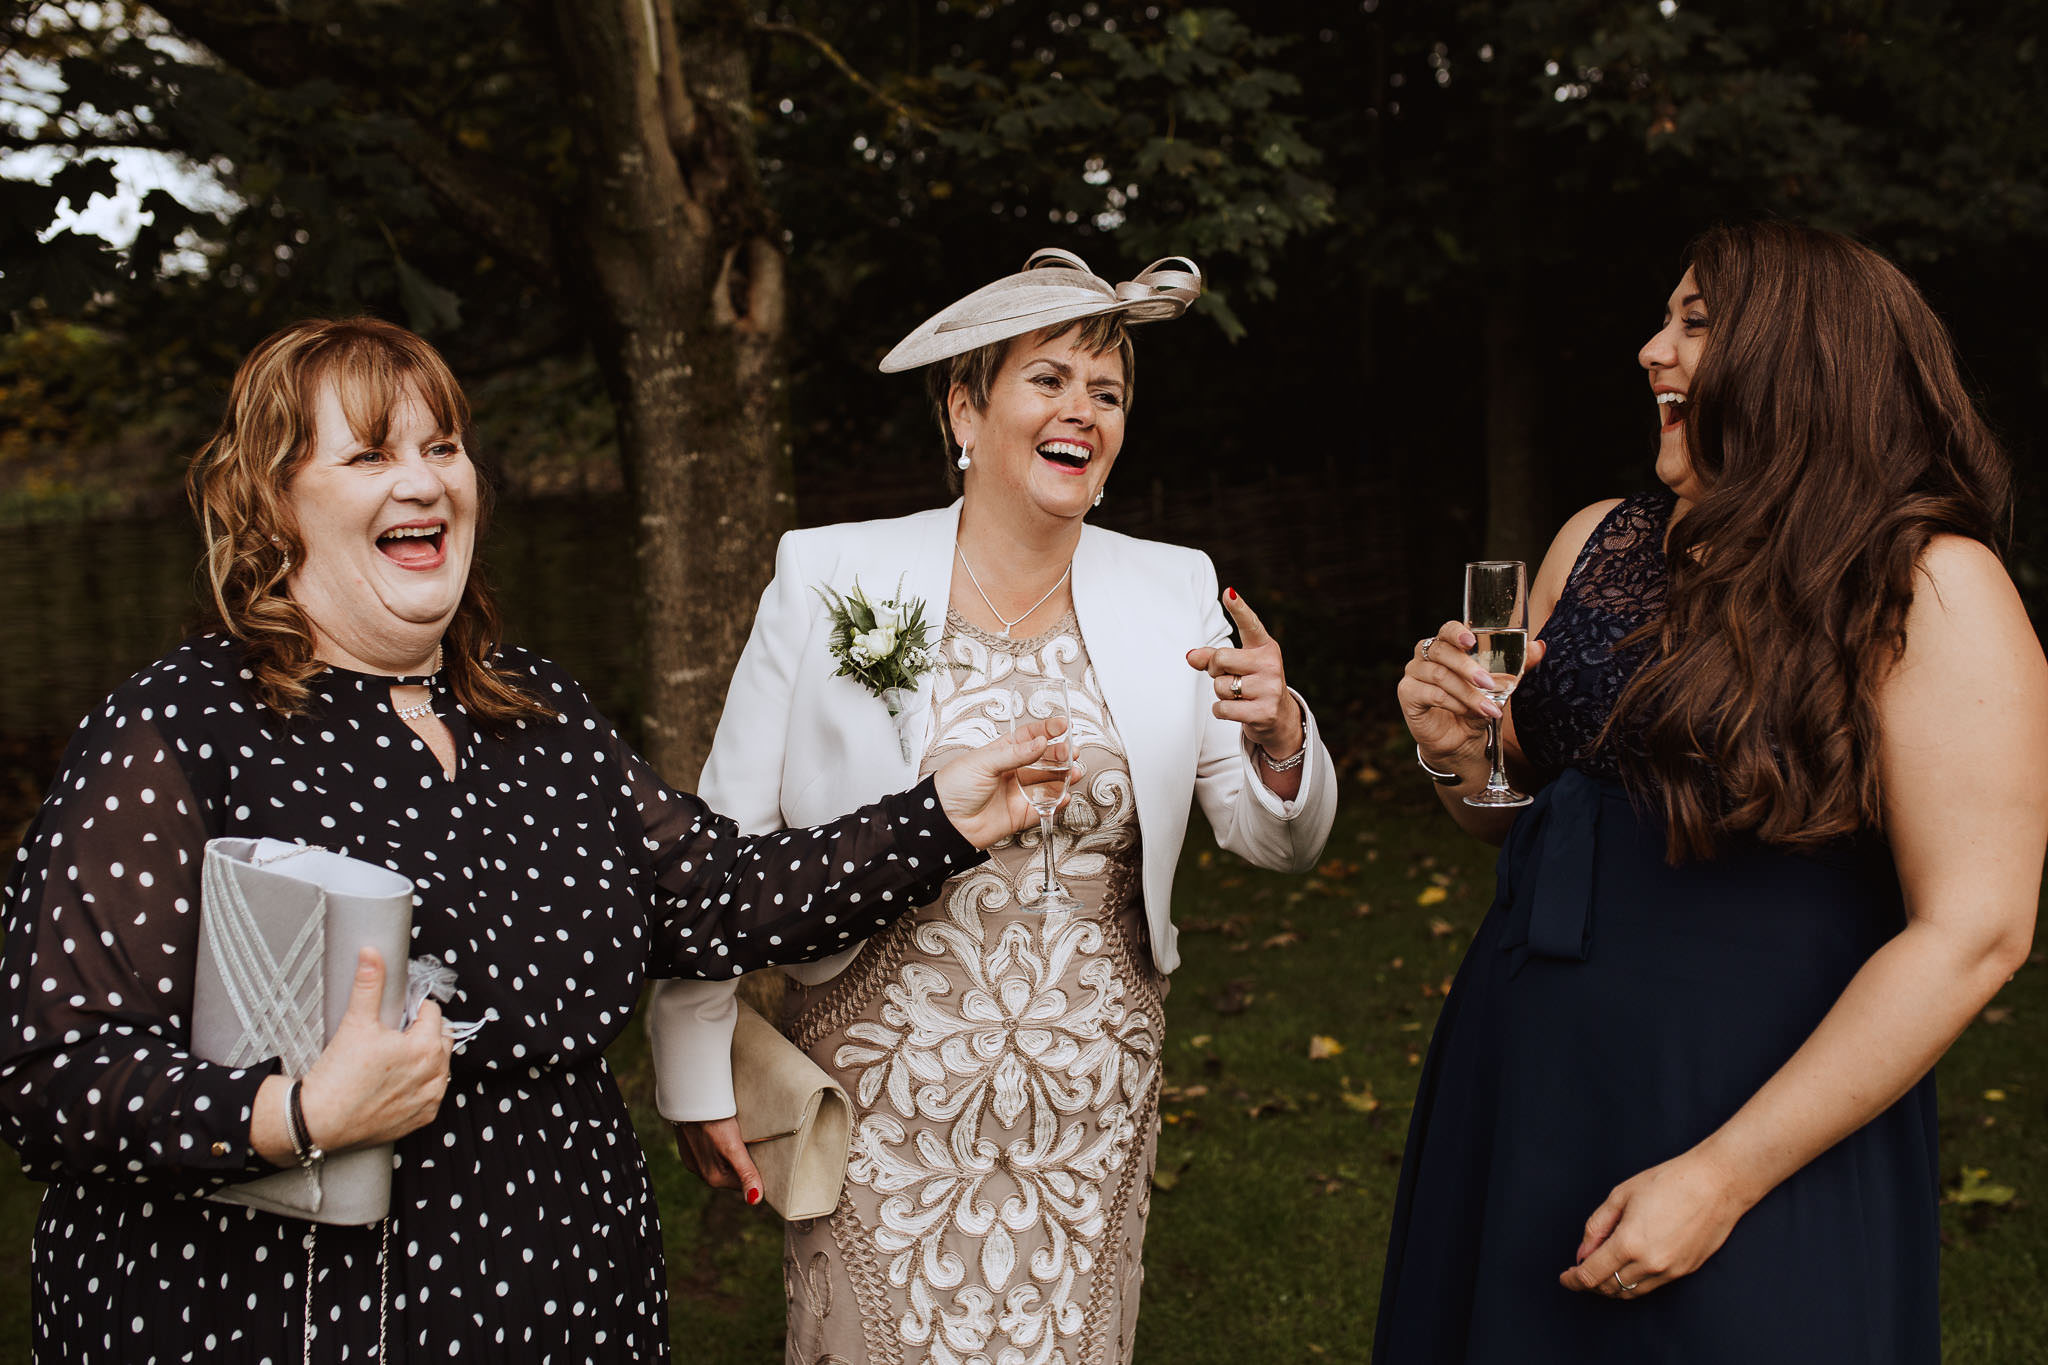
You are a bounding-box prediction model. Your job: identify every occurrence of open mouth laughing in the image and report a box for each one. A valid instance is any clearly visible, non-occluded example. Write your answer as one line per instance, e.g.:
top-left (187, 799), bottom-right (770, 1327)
top-left (1656, 390), bottom-right (1688, 432)
top-left (1037, 439), bottom-right (1093, 473)
top-left (377, 520), bottom-right (448, 570)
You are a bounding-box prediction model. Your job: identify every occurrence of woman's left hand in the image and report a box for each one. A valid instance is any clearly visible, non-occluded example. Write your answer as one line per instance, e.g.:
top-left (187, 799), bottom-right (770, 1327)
top-left (1559, 1148), bottom-right (1753, 1300)
top-left (1185, 588), bottom-right (1302, 761)
top-left (932, 719), bottom-right (1076, 849)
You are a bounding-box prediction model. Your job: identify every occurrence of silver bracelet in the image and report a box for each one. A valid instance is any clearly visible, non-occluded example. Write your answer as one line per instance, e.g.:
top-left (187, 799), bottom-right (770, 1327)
top-left (1257, 712), bottom-right (1310, 772)
top-left (1416, 744), bottom-right (1463, 786)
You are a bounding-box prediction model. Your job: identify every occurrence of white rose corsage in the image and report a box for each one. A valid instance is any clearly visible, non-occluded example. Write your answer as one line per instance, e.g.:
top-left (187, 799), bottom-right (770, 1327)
top-left (818, 578), bottom-right (936, 760)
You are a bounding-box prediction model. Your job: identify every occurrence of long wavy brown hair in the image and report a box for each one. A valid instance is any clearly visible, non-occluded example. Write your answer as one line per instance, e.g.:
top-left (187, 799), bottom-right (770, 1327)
top-left (1611, 222), bottom-right (2011, 860)
top-left (185, 317), bottom-right (554, 727)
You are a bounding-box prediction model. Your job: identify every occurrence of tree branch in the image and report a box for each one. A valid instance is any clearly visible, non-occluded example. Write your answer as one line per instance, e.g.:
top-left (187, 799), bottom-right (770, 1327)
top-left (0, 130), bottom-right (170, 153)
top-left (752, 20), bottom-right (939, 135)
top-left (644, 0), bottom-right (697, 150)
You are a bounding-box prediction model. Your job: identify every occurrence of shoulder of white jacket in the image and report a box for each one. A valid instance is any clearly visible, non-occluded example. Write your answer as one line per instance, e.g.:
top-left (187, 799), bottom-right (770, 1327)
top-left (781, 505), bottom-right (953, 555)
top-left (1079, 522), bottom-right (1214, 578)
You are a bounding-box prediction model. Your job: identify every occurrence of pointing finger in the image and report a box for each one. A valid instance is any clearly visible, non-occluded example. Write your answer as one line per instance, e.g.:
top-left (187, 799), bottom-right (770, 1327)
top-left (1221, 587), bottom-right (1273, 648)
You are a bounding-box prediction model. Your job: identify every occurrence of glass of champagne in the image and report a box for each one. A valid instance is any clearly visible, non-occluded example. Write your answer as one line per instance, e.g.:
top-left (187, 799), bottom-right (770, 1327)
top-left (1461, 560), bottom-right (1533, 808)
top-left (1010, 675), bottom-right (1082, 913)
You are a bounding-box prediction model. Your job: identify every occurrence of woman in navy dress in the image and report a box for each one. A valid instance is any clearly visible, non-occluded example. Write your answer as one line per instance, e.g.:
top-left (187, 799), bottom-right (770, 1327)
top-left (1378, 222), bottom-right (2046, 1362)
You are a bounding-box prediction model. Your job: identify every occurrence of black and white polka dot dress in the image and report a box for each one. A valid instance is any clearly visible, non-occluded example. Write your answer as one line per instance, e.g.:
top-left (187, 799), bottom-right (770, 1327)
top-left (0, 633), bottom-right (982, 1362)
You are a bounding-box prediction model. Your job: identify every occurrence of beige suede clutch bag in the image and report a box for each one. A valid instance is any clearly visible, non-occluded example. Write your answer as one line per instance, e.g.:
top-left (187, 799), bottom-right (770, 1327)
top-left (732, 1002), bottom-right (851, 1221)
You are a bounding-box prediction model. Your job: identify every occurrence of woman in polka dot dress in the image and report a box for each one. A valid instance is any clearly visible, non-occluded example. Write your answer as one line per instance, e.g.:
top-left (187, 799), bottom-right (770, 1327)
top-left (0, 317), bottom-right (1058, 1362)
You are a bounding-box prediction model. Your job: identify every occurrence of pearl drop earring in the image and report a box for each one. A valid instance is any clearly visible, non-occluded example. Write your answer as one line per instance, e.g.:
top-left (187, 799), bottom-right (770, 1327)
top-left (956, 447), bottom-right (972, 471)
top-left (1092, 487), bottom-right (1105, 508)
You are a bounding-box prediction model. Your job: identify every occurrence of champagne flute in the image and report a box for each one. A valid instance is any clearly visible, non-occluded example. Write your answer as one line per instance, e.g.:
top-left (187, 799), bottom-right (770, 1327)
top-left (1009, 675), bottom-right (1081, 913)
top-left (1461, 560), bottom-right (1533, 808)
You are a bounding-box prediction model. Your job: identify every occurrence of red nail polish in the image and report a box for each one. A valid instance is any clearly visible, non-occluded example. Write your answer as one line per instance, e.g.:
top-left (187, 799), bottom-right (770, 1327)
top-left (745, 1186), bottom-right (761, 1206)
top-left (1226, 587), bottom-right (1238, 601)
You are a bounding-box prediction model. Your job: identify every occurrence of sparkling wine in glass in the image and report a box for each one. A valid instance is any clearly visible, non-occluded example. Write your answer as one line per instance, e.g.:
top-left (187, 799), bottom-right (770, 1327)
top-left (1010, 676), bottom-right (1082, 912)
top-left (1462, 560), bottom-right (1534, 808)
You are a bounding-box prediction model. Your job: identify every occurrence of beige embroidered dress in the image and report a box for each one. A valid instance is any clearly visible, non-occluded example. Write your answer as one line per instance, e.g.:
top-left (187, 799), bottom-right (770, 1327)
top-left (783, 609), bottom-right (1165, 1365)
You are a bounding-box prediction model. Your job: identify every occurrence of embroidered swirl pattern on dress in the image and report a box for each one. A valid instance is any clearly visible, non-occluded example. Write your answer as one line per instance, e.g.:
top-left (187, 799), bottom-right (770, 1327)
top-left (785, 611), bottom-right (1162, 1365)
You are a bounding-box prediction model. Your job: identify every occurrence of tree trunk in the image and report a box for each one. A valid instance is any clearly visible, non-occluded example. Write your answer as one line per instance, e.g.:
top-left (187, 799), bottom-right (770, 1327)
top-left (551, 0), bottom-right (793, 783)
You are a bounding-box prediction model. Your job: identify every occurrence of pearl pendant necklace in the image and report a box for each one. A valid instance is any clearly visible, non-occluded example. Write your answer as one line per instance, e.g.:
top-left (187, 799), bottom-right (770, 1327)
top-left (956, 548), bottom-right (1071, 638)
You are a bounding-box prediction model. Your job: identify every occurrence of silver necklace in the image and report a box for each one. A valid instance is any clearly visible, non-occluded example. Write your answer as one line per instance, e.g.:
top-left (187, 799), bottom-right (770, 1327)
top-left (955, 547), bottom-right (1071, 638)
top-left (393, 644), bottom-right (443, 721)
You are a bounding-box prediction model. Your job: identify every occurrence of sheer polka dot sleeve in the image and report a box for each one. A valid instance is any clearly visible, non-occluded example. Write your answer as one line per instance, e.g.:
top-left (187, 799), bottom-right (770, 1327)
top-left (610, 741), bottom-right (985, 979)
top-left (0, 705), bottom-right (273, 1193)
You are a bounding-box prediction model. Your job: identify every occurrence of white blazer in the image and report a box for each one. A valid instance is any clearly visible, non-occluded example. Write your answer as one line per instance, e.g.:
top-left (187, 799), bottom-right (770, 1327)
top-left (650, 501), bottom-right (1338, 1120)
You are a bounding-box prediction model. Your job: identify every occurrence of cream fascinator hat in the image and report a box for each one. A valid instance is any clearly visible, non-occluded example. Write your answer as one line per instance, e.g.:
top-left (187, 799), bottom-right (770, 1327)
top-left (878, 247), bottom-right (1203, 372)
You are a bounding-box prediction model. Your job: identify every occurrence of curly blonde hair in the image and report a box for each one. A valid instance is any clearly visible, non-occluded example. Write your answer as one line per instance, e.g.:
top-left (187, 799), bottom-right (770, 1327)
top-left (185, 317), bottom-right (555, 727)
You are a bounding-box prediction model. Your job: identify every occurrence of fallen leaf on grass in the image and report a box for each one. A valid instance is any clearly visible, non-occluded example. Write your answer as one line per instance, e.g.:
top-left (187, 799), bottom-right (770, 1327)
top-left (1353, 902), bottom-right (1374, 917)
top-left (1429, 871), bottom-right (1453, 888)
top-left (1188, 1034), bottom-right (1212, 1049)
top-left (1416, 886), bottom-right (1448, 907)
top-left (1946, 1167), bottom-right (2016, 1206)
top-left (1340, 1079), bottom-right (1379, 1113)
top-left (1263, 932), bottom-right (1302, 949)
top-left (1308, 1035), bottom-right (1345, 1060)
top-left (1428, 917), bottom-right (1456, 938)
top-left (1984, 1089), bottom-right (2008, 1102)
top-left (1180, 915), bottom-right (1249, 938)
top-left (1317, 858), bottom-right (1359, 879)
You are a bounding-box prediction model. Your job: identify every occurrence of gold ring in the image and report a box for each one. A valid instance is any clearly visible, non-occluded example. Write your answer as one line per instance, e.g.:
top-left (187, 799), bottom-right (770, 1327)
top-left (1230, 675), bottom-right (1244, 700)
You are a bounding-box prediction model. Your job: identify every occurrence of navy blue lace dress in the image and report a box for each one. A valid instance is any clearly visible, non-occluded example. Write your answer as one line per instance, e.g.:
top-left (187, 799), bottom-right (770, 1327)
top-left (1373, 492), bottom-right (1939, 1364)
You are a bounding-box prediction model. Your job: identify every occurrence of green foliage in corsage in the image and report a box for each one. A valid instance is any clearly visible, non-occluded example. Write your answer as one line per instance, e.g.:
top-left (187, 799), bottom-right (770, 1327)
top-left (817, 578), bottom-right (936, 713)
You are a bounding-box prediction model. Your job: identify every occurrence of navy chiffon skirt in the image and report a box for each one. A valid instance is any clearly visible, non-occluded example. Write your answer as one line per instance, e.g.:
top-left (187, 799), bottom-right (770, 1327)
top-left (1373, 769), bottom-right (1939, 1364)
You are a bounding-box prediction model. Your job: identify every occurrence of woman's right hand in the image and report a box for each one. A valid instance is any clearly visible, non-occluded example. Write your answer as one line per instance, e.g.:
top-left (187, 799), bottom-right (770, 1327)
top-left (1398, 619), bottom-right (1546, 768)
top-left (672, 1116), bottom-right (764, 1205)
top-left (296, 948), bottom-right (453, 1152)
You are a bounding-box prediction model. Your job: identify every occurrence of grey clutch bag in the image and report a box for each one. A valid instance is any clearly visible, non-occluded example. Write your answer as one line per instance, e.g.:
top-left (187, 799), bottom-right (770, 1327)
top-left (192, 837), bottom-right (413, 1226)
top-left (732, 1001), bottom-right (852, 1221)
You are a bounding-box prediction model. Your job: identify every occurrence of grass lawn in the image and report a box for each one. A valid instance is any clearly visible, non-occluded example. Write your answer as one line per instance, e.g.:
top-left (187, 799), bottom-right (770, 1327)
top-left (0, 772), bottom-right (2040, 1361)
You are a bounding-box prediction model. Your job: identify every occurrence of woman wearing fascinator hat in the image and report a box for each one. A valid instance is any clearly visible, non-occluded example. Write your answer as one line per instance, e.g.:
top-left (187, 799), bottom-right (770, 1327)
top-left (647, 248), bottom-right (1339, 1362)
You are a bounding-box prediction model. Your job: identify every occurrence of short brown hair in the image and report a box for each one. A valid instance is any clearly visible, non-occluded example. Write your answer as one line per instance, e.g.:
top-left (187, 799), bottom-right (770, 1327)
top-left (185, 317), bottom-right (554, 726)
top-left (927, 314), bottom-right (1137, 493)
